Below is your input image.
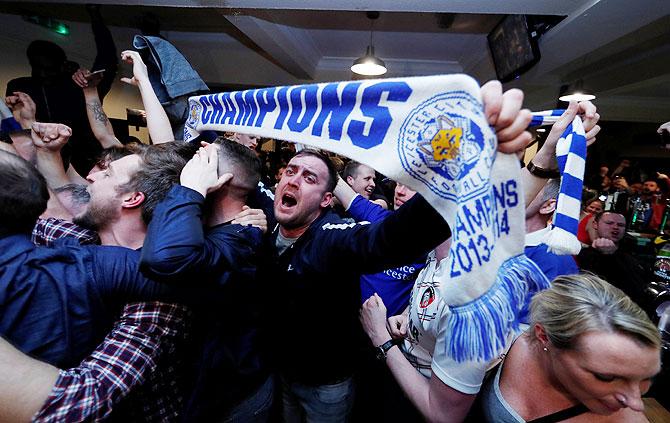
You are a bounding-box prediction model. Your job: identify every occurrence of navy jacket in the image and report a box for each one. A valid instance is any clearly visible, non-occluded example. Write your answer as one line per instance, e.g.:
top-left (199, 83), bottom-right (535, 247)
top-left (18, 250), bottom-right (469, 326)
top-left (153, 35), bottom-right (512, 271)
top-left (259, 194), bottom-right (450, 384)
top-left (0, 234), bottom-right (171, 368)
top-left (140, 185), bottom-right (265, 419)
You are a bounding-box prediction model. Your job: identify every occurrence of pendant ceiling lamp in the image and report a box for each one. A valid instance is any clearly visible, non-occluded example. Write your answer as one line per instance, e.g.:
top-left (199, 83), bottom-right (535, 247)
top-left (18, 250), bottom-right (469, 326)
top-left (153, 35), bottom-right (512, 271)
top-left (351, 11), bottom-right (387, 76)
top-left (558, 79), bottom-right (596, 102)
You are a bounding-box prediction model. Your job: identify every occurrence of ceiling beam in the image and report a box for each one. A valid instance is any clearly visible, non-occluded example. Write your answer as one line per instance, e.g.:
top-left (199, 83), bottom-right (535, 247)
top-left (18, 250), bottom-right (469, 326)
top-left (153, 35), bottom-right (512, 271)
top-left (26, 0), bottom-right (581, 15)
top-left (222, 12), bottom-right (320, 80)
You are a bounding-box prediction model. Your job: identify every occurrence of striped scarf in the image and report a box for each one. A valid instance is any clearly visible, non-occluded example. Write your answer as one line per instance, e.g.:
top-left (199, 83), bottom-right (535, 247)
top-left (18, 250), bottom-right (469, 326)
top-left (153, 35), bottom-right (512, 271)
top-left (530, 110), bottom-right (587, 255)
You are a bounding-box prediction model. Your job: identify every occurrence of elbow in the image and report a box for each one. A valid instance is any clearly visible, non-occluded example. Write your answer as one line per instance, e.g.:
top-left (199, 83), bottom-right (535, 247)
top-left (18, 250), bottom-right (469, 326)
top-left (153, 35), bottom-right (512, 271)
top-left (139, 251), bottom-right (185, 281)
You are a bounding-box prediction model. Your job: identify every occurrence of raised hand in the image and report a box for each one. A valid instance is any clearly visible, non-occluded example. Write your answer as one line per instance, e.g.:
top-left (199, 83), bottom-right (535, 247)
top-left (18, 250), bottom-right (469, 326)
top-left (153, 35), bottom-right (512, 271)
top-left (120, 50), bottom-right (149, 87)
top-left (5, 91), bottom-right (37, 128)
top-left (31, 122), bottom-right (72, 151)
top-left (481, 80), bottom-right (532, 154)
top-left (232, 206), bottom-right (268, 233)
top-left (180, 144), bottom-right (232, 198)
top-left (360, 293), bottom-right (391, 346)
top-left (386, 313), bottom-right (408, 340)
top-left (72, 68), bottom-right (104, 90)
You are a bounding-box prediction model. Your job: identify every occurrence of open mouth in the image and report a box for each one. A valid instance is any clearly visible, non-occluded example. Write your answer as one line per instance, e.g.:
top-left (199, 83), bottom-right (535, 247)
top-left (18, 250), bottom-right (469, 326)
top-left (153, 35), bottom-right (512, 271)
top-left (282, 193), bottom-right (297, 208)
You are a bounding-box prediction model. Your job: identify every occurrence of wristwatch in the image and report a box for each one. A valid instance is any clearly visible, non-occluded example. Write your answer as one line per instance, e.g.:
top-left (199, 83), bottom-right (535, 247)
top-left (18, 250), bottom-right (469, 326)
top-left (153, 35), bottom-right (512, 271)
top-left (375, 339), bottom-right (397, 361)
top-left (526, 161), bottom-right (560, 179)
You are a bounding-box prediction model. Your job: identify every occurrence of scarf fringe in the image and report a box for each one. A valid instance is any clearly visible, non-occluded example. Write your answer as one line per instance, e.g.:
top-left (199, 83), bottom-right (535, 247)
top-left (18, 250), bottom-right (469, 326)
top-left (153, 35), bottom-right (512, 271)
top-left (446, 255), bottom-right (550, 362)
top-left (544, 226), bottom-right (581, 255)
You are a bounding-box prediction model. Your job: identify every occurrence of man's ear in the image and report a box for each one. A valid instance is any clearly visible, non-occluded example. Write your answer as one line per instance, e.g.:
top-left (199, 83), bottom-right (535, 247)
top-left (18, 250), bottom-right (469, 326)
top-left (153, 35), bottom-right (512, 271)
top-left (320, 192), bottom-right (333, 208)
top-left (346, 175), bottom-right (354, 186)
top-left (121, 191), bottom-right (145, 209)
top-left (539, 199), bottom-right (557, 215)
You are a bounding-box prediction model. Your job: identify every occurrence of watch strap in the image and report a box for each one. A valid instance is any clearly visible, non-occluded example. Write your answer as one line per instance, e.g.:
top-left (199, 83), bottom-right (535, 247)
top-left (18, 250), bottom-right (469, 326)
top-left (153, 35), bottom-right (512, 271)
top-left (526, 161), bottom-right (560, 179)
top-left (375, 339), bottom-right (396, 361)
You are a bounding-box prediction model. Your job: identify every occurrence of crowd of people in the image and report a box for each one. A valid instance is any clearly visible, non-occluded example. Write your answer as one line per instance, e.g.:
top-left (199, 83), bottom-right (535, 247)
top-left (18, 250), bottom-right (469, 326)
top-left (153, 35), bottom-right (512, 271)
top-left (0, 12), bottom-right (666, 423)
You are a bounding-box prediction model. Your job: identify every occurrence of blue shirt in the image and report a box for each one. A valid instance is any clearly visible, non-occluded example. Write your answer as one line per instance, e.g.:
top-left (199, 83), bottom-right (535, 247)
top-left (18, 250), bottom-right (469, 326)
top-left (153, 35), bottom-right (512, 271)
top-left (140, 185), bottom-right (265, 419)
top-left (0, 234), bottom-right (172, 368)
top-left (522, 227), bottom-right (579, 323)
top-left (348, 195), bottom-right (426, 316)
top-left (524, 227), bottom-right (579, 281)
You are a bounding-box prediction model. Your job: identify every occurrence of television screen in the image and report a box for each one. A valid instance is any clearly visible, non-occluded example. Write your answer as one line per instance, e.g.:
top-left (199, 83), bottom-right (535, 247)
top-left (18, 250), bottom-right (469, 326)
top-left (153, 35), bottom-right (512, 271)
top-left (488, 15), bottom-right (541, 82)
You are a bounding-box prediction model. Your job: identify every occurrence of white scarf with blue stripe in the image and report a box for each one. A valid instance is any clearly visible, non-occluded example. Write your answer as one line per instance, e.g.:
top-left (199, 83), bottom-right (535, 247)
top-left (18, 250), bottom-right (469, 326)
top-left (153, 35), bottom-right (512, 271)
top-left (184, 75), bottom-right (549, 363)
top-left (530, 110), bottom-right (587, 255)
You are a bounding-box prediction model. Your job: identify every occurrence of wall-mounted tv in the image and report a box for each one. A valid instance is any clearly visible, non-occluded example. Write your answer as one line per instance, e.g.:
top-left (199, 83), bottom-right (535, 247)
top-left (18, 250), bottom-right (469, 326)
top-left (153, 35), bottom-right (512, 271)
top-left (488, 15), bottom-right (541, 82)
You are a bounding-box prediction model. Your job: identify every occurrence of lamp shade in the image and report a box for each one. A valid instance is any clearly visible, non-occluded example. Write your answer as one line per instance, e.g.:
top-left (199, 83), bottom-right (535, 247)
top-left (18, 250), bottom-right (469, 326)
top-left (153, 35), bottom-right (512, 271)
top-left (558, 80), bottom-right (596, 102)
top-left (351, 46), bottom-right (387, 76)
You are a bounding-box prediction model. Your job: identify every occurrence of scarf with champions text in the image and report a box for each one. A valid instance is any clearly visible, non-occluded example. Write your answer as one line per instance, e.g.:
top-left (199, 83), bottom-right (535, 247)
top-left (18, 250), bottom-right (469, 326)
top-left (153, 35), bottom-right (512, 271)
top-left (184, 75), bottom-right (551, 362)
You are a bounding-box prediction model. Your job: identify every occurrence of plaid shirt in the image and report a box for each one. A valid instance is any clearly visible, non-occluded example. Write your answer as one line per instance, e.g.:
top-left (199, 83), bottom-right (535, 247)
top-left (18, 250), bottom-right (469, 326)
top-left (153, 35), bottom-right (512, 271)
top-left (32, 218), bottom-right (100, 247)
top-left (32, 302), bottom-right (190, 423)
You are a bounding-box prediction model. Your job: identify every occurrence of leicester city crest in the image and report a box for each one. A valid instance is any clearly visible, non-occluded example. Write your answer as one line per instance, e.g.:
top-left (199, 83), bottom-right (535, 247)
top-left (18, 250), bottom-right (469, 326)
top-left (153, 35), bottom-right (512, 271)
top-left (397, 91), bottom-right (496, 201)
top-left (186, 101), bottom-right (202, 129)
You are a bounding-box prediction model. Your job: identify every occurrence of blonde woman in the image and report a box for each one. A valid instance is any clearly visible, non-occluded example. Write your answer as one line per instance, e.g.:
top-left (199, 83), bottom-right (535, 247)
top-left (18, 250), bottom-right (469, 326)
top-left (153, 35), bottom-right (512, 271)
top-left (477, 273), bottom-right (661, 422)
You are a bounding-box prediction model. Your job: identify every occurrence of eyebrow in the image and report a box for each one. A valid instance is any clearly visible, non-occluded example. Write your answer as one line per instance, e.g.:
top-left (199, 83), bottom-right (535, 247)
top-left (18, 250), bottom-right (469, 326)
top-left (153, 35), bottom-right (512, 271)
top-left (584, 366), bottom-right (660, 380)
top-left (303, 168), bottom-right (318, 180)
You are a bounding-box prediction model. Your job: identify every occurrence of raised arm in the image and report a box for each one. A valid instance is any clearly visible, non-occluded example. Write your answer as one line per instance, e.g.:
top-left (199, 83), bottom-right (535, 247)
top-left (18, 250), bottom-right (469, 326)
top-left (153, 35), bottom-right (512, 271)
top-left (5, 91), bottom-right (36, 129)
top-left (121, 50), bottom-right (174, 144)
top-left (72, 68), bottom-right (121, 149)
top-left (31, 122), bottom-right (73, 189)
top-left (141, 146), bottom-right (261, 279)
top-left (360, 295), bottom-right (475, 423)
top-left (333, 176), bottom-right (358, 210)
top-left (0, 302), bottom-right (187, 423)
top-left (87, 4), bottom-right (118, 100)
top-left (30, 122), bottom-right (88, 188)
top-left (522, 100), bottom-right (600, 207)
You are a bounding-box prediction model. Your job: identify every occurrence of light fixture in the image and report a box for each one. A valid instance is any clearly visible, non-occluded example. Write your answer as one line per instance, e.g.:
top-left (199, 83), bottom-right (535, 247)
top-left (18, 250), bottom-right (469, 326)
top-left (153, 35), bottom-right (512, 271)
top-left (351, 11), bottom-right (387, 76)
top-left (558, 79), bottom-right (596, 102)
top-left (23, 15), bottom-right (70, 36)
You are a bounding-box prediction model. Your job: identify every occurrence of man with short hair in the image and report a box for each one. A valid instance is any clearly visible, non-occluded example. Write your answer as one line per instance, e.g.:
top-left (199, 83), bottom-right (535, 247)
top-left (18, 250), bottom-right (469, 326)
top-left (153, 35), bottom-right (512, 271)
top-left (635, 178), bottom-right (665, 232)
top-left (524, 178), bottom-right (579, 281)
top-left (343, 161), bottom-right (388, 209)
top-left (226, 131), bottom-right (260, 152)
top-left (0, 130), bottom-right (196, 421)
top-left (73, 141), bottom-right (195, 248)
top-left (264, 148), bottom-right (451, 421)
top-left (140, 138), bottom-right (272, 421)
top-left (343, 161), bottom-right (376, 200)
top-left (577, 211), bottom-right (649, 308)
top-left (0, 149), bottom-right (176, 368)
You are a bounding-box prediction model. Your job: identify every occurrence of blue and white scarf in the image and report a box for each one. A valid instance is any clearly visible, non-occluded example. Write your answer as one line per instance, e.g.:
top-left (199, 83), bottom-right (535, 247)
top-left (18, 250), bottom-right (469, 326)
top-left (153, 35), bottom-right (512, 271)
top-left (184, 75), bottom-right (549, 362)
top-left (530, 110), bottom-right (587, 255)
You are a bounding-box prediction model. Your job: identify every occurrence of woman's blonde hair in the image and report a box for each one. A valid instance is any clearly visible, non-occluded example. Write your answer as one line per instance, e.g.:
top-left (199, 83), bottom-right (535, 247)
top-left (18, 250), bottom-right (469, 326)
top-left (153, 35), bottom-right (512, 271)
top-left (529, 273), bottom-right (661, 350)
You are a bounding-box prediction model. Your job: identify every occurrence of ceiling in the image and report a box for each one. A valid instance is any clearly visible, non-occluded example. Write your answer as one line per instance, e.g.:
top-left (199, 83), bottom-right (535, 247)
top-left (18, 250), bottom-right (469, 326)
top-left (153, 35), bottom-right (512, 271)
top-left (0, 0), bottom-right (668, 123)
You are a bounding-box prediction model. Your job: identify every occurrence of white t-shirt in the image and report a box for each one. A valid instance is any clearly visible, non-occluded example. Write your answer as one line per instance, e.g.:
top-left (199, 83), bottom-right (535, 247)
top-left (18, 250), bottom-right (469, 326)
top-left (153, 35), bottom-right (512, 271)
top-left (402, 251), bottom-right (512, 394)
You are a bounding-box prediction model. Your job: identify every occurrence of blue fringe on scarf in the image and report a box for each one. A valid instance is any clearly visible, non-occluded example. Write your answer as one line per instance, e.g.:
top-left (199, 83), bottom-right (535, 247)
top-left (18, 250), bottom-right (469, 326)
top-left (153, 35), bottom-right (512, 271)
top-left (446, 255), bottom-right (550, 362)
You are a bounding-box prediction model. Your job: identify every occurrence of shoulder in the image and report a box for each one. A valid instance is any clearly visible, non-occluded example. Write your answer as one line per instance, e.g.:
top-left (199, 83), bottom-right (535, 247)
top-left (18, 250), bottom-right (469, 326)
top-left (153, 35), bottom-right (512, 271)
top-left (7, 76), bottom-right (33, 88)
top-left (209, 223), bottom-right (263, 247)
top-left (315, 211), bottom-right (371, 232)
